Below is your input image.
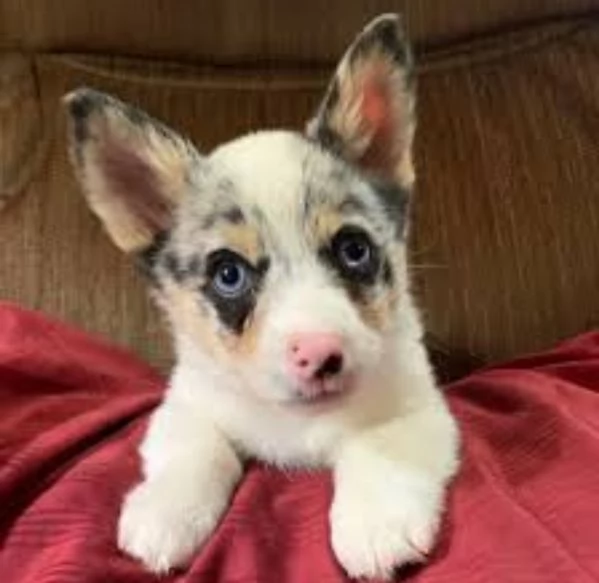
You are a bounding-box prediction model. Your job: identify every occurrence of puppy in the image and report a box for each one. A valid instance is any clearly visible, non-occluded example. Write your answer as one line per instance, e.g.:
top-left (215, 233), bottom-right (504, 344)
top-left (64, 14), bottom-right (459, 580)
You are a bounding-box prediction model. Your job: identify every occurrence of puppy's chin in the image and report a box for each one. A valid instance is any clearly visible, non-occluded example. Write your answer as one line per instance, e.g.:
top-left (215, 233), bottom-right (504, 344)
top-left (242, 368), bottom-right (360, 410)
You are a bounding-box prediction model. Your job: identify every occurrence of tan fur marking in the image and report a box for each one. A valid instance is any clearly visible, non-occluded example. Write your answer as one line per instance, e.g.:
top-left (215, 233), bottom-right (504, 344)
top-left (158, 281), bottom-right (224, 361)
top-left (156, 220), bottom-right (266, 363)
top-left (218, 223), bottom-right (262, 263)
top-left (222, 304), bottom-right (265, 358)
top-left (354, 244), bottom-right (403, 332)
top-left (356, 287), bottom-right (399, 332)
top-left (306, 202), bottom-right (401, 334)
top-left (159, 276), bottom-right (264, 363)
top-left (311, 208), bottom-right (344, 246)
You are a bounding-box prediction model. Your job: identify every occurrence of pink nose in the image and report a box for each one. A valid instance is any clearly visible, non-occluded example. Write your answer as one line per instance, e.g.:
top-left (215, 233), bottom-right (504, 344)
top-left (287, 332), bottom-right (345, 383)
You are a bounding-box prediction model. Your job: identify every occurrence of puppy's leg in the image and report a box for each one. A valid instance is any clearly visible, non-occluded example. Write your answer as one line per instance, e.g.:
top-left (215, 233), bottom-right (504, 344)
top-left (331, 375), bottom-right (459, 579)
top-left (118, 379), bottom-right (242, 573)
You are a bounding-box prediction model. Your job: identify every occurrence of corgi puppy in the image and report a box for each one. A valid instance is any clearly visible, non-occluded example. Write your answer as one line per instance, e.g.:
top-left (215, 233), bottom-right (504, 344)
top-left (64, 14), bottom-right (459, 580)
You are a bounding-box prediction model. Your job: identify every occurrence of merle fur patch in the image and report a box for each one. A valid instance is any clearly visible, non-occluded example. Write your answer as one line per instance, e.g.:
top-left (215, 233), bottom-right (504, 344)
top-left (201, 204), bottom-right (245, 230)
top-left (351, 15), bottom-right (412, 72)
top-left (370, 179), bottom-right (410, 236)
top-left (136, 231), bottom-right (169, 279)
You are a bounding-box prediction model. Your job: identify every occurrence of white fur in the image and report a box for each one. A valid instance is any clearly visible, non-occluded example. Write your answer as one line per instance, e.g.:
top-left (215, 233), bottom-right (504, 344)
top-left (118, 384), bottom-right (242, 573)
top-left (118, 153), bottom-right (460, 576)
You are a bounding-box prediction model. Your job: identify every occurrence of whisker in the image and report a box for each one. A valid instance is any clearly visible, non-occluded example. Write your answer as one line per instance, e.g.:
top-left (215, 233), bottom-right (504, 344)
top-left (408, 263), bottom-right (448, 270)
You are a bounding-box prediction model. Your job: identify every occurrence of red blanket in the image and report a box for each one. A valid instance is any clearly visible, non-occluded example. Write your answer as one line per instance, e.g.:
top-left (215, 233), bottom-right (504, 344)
top-left (0, 302), bottom-right (598, 582)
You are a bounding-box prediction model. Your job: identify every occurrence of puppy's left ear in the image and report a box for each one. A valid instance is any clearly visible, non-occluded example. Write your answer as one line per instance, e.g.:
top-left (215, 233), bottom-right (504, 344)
top-left (63, 88), bottom-right (200, 254)
top-left (306, 14), bottom-right (415, 188)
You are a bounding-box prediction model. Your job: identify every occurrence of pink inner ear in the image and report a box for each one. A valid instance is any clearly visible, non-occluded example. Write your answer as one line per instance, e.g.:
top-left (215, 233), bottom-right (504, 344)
top-left (358, 74), bottom-right (396, 173)
top-left (362, 76), bottom-right (389, 133)
top-left (101, 141), bottom-right (172, 235)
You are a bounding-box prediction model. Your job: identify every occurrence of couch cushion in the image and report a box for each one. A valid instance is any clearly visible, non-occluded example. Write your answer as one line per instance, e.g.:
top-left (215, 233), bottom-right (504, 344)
top-left (0, 0), bottom-right (598, 62)
top-left (0, 20), bottom-right (597, 367)
top-left (0, 54), bottom-right (50, 210)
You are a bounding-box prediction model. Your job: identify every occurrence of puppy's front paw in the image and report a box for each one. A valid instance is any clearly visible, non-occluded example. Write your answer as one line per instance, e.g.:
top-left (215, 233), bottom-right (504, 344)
top-left (118, 475), bottom-right (228, 574)
top-left (331, 463), bottom-right (445, 580)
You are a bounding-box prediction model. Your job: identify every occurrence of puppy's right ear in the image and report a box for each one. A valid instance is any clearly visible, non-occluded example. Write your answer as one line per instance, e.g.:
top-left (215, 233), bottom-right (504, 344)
top-left (306, 14), bottom-right (415, 188)
top-left (64, 88), bottom-right (200, 253)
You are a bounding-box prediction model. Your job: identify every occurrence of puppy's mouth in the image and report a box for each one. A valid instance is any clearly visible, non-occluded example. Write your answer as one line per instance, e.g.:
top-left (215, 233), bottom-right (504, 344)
top-left (290, 373), bottom-right (355, 406)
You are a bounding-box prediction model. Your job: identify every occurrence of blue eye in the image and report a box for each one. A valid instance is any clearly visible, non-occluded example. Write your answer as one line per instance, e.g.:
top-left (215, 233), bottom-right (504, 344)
top-left (335, 229), bottom-right (374, 271)
top-left (212, 260), bottom-right (249, 297)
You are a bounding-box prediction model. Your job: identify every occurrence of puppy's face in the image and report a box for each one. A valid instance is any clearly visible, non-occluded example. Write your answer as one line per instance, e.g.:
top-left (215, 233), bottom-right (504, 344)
top-left (155, 132), bottom-right (410, 403)
top-left (65, 15), bottom-right (416, 405)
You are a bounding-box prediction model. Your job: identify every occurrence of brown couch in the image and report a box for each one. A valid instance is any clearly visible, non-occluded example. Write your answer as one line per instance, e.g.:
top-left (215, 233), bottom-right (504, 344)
top-left (1, 1), bottom-right (598, 375)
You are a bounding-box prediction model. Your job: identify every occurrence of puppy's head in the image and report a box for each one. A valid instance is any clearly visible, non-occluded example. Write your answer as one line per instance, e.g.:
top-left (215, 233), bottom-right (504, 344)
top-left (64, 14), bottom-right (416, 405)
